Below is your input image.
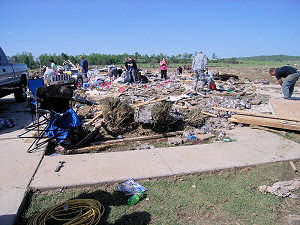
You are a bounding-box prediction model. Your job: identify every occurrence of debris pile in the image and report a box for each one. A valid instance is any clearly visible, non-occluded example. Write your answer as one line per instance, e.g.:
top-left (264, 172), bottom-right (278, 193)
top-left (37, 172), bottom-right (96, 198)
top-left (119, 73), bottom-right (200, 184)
top-left (38, 66), bottom-right (293, 154)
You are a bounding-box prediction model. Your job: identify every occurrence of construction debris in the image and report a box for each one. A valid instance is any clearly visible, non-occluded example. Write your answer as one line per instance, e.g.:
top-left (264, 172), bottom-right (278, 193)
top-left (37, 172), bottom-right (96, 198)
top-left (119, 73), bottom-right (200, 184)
top-left (36, 66), bottom-right (298, 155)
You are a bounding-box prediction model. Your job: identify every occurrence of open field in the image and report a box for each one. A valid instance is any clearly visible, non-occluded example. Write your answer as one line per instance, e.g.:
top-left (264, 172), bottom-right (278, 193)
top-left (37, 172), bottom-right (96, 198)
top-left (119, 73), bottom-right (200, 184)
top-left (20, 161), bottom-right (300, 225)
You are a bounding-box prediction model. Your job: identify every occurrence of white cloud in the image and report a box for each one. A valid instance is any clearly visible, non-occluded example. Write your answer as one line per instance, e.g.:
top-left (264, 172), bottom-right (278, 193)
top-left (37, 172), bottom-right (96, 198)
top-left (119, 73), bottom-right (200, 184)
top-left (1, 30), bottom-right (12, 35)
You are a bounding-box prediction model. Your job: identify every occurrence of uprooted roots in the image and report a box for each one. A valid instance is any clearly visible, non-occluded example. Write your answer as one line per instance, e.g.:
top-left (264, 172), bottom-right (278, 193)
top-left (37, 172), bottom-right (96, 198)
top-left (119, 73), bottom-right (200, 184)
top-left (100, 97), bottom-right (135, 137)
top-left (151, 101), bottom-right (174, 132)
top-left (184, 109), bottom-right (207, 127)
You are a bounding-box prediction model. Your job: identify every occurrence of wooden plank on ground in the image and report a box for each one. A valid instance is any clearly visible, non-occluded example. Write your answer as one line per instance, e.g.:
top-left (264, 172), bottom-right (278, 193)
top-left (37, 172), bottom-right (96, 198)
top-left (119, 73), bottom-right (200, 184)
top-left (231, 115), bottom-right (300, 131)
top-left (67, 131), bottom-right (184, 154)
top-left (214, 107), bottom-right (300, 122)
top-left (249, 125), bottom-right (287, 135)
top-left (132, 97), bottom-right (168, 108)
top-left (269, 98), bottom-right (300, 120)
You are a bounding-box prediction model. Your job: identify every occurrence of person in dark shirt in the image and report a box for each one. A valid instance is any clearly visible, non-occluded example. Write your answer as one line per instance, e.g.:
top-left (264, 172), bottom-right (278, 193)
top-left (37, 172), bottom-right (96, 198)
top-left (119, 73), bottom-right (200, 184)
top-left (124, 58), bottom-right (130, 71)
top-left (124, 58), bottom-right (132, 83)
top-left (269, 66), bottom-right (300, 99)
top-left (108, 65), bottom-right (119, 82)
top-left (128, 57), bottom-right (138, 83)
top-left (137, 69), bottom-right (148, 84)
top-left (177, 65), bottom-right (183, 75)
top-left (79, 56), bottom-right (88, 79)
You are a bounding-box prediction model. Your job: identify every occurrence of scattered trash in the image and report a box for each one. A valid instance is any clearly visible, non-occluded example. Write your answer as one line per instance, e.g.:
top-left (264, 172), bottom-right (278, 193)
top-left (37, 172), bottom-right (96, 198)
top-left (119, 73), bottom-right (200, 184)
top-left (27, 65), bottom-right (279, 155)
top-left (55, 161), bottom-right (65, 172)
top-left (187, 133), bottom-right (197, 140)
top-left (258, 179), bottom-right (300, 198)
top-left (0, 118), bottom-right (16, 130)
top-left (128, 191), bottom-right (144, 205)
top-left (117, 178), bottom-right (147, 196)
top-left (223, 138), bottom-right (232, 142)
top-left (168, 136), bottom-right (186, 145)
top-left (50, 153), bottom-right (62, 156)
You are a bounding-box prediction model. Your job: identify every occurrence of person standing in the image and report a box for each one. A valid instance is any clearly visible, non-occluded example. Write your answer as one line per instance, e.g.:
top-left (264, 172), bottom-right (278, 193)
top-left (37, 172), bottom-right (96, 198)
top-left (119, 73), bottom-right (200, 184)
top-left (269, 66), bottom-right (300, 99)
top-left (192, 51), bottom-right (208, 91)
top-left (128, 57), bottom-right (138, 83)
top-left (79, 56), bottom-right (88, 79)
top-left (49, 59), bottom-right (57, 72)
top-left (177, 65), bottom-right (183, 75)
top-left (124, 58), bottom-right (132, 83)
top-left (160, 58), bottom-right (167, 80)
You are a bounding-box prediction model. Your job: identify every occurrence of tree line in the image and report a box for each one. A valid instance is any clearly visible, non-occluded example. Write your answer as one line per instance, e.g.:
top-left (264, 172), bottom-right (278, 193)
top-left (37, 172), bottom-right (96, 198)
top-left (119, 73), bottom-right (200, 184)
top-left (237, 55), bottom-right (300, 62)
top-left (11, 52), bottom-right (196, 69)
top-left (11, 52), bottom-right (300, 69)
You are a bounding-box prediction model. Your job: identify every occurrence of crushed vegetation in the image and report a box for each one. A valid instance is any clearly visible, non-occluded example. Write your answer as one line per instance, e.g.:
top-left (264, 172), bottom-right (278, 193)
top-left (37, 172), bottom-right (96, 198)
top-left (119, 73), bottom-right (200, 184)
top-left (100, 97), bottom-right (135, 137)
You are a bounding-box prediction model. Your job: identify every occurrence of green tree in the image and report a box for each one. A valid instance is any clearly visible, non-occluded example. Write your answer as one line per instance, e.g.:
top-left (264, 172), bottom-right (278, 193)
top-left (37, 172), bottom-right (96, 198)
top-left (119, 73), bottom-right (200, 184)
top-left (12, 52), bottom-right (37, 69)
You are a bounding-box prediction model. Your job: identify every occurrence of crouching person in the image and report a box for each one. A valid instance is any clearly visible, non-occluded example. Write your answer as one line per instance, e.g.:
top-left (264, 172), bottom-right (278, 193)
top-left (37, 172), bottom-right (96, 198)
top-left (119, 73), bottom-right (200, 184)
top-left (269, 66), bottom-right (300, 99)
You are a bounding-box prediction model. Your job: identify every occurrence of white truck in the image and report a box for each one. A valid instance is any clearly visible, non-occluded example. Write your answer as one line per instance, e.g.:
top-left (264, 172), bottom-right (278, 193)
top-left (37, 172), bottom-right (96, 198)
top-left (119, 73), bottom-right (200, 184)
top-left (0, 47), bottom-right (28, 102)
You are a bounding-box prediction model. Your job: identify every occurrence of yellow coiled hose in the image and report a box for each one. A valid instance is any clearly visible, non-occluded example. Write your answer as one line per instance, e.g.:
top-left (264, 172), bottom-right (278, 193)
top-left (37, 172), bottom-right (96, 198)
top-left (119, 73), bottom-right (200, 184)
top-left (27, 199), bottom-right (105, 225)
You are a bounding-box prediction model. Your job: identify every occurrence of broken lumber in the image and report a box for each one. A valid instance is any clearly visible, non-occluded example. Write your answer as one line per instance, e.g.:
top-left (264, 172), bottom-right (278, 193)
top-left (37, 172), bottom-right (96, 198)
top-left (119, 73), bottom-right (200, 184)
top-left (214, 107), bottom-right (300, 122)
top-left (269, 98), bottom-right (300, 121)
top-left (201, 111), bottom-right (218, 118)
top-left (173, 105), bottom-right (196, 110)
top-left (249, 125), bottom-right (287, 135)
top-left (132, 97), bottom-right (168, 108)
top-left (230, 115), bottom-right (300, 131)
top-left (85, 112), bottom-right (103, 125)
top-left (69, 131), bottom-right (183, 154)
top-left (66, 143), bottom-right (117, 154)
top-left (103, 131), bottom-right (183, 144)
top-left (194, 133), bottom-right (215, 141)
top-left (289, 161), bottom-right (298, 172)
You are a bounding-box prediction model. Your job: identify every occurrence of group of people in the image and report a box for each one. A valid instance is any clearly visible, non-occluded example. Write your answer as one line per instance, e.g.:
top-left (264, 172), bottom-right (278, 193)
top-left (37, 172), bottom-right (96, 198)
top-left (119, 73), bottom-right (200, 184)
top-left (43, 56), bottom-right (89, 84)
top-left (124, 57), bottom-right (138, 83)
top-left (44, 52), bottom-right (300, 99)
top-left (191, 51), bottom-right (300, 99)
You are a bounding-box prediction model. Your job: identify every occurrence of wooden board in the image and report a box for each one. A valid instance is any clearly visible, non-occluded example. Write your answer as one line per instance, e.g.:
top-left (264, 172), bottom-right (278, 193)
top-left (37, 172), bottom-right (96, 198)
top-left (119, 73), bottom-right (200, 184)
top-left (230, 115), bottom-right (300, 131)
top-left (269, 98), bottom-right (300, 120)
top-left (214, 107), bottom-right (300, 122)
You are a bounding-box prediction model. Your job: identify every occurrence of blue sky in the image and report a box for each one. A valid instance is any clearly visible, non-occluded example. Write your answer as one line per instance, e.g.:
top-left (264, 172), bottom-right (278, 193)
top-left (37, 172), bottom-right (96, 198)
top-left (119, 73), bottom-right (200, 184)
top-left (1, 0), bottom-right (300, 58)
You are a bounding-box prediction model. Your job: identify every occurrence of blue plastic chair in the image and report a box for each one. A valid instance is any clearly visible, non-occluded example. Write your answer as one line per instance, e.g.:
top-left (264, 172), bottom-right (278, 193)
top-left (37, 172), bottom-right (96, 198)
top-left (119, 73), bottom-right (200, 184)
top-left (18, 78), bottom-right (47, 139)
top-left (27, 108), bottom-right (81, 152)
top-left (27, 78), bottom-right (44, 108)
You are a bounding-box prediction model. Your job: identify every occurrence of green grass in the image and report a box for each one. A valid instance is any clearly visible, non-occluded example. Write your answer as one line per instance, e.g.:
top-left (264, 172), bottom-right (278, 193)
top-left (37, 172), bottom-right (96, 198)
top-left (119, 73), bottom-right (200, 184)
top-left (152, 141), bottom-right (171, 148)
top-left (208, 60), bottom-right (299, 68)
top-left (20, 161), bottom-right (300, 225)
top-left (85, 60), bottom-right (300, 70)
top-left (278, 132), bottom-right (300, 144)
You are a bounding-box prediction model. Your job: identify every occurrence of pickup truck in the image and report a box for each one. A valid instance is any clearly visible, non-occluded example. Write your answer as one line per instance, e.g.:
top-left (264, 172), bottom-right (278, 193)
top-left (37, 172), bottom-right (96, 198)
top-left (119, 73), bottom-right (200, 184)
top-left (0, 47), bottom-right (28, 102)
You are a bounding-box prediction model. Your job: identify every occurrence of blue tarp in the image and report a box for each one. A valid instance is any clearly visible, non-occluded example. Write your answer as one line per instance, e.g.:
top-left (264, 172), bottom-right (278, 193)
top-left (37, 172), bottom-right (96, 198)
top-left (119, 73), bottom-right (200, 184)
top-left (45, 108), bottom-right (81, 143)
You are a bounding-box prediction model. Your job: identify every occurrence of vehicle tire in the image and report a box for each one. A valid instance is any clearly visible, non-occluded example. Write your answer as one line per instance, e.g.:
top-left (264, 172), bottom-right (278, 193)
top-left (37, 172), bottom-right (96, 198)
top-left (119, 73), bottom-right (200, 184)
top-left (14, 82), bottom-right (27, 102)
top-left (77, 77), bottom-right (83, 88)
